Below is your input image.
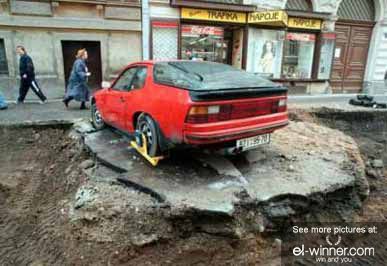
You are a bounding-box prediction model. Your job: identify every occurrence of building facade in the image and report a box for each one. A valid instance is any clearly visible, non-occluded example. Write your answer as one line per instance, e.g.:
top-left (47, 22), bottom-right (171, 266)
top-left (149, 0), bottom-right (387, 95)
top-left (0, 0), bottom-right (142, 100)
top-left (0, 0), bottom-right (385, 99)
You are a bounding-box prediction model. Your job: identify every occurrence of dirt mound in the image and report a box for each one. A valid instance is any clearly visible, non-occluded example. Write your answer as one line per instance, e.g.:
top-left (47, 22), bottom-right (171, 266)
top-left (310, 110), bottom-right (387, 223)
top-left (0, 126), bottom-right (87, 265)
top-left (0, 108), bottom-right (384, 265)
top-left (0, 126), bottom-right (279, 265)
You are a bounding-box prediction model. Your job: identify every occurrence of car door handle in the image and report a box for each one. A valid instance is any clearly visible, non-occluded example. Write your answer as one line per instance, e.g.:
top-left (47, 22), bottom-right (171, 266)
top-left (120, 96), bottom-right (125, 103)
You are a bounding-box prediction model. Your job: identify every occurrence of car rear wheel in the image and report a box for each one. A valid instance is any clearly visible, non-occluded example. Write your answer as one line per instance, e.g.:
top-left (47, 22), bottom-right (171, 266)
top-left (91, 102), bottom-right (105, 130)
top-left (136, 114), bottom-right (159, 157)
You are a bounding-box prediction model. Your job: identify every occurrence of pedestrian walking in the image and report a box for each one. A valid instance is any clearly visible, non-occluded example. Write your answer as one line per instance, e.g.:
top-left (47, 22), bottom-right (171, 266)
top-left (0, 90), bottom-right (7, 110)
top-left (16, 45), bottom-right (47, 104)
top-left (63, 49), bottom-right (91, 110)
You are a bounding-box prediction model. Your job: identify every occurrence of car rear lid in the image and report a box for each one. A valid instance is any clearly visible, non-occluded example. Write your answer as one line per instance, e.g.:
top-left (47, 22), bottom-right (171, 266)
top-left (185, 96), bottom-right (287, 124)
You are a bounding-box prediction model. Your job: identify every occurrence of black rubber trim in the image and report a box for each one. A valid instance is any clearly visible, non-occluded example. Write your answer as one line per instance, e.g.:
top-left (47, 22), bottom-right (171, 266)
top-left (189, 87), bottom-right (288, 102)
top-left (153, 119), bottom-right (174, 152)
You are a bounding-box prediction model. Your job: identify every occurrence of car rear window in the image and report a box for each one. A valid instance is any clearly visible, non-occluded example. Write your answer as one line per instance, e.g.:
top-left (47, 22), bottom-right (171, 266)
top-left (153, 61), bottom-right (277, 91)
top-left (153, 62), bottom-right (203, 90)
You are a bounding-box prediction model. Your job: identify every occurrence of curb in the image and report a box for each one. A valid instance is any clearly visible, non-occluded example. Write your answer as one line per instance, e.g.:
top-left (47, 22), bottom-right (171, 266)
top-left (0, 119), bottom-right (83, 128)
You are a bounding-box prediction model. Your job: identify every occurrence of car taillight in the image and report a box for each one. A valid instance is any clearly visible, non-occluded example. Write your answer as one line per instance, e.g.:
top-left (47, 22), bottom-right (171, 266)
top-left (186, 105), bottom-right (225, 123)
top-left (278, 99), bottom-right (287, 112)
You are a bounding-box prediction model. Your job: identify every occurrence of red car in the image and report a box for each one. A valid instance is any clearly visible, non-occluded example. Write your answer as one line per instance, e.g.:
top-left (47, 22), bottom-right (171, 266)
top-left (91, 61), bottom-right (288, 156)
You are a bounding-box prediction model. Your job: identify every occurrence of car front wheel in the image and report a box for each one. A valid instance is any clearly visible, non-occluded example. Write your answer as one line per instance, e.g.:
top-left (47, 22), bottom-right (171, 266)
top-left (136, 114), bottom-right (160, 157)
top-left (91, 102), bottom-right (105, 130)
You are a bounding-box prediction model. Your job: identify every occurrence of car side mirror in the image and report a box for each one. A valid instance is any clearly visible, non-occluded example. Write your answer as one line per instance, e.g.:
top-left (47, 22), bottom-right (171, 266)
top-left (101, 81), bottom-right (111, 89)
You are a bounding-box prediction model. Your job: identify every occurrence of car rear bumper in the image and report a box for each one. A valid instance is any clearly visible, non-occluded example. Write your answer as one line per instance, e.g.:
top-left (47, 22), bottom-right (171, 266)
top-left (183, 112), bottom-right (289, 145)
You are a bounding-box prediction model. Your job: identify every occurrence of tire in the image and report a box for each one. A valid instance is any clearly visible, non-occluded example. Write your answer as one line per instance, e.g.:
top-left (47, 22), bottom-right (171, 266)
top-left (91, 102), bottom-right (105, 130)
top-left (136, 114), bottom-right (159, 157)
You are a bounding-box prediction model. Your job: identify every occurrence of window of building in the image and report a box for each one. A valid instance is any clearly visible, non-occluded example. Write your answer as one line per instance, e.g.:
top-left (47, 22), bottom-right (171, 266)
top-left (286, 0), bottom-right (313, 12)
top-left (0, 39), bottom-right (8, 75)
top-left (181, 25), bottom-right (228, 63)
top-left (282, 32), bottom-right (316, 79)
top-left (247, 29), bottom-right (285, 79)
top-left (337, 0), bottom-right (375, 22)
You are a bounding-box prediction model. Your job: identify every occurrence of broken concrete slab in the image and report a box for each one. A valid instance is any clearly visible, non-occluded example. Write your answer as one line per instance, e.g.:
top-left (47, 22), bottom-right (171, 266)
top-left (82, 120), bottom-right (363, 220)
top-left (193, 153), bottom-right (248, 187)
top-left (242, 121), bottom-right (362, 202)
top-left (80, 159), bottom-right (95, 170)
top-left (117, 172), bottom-right (240, 216)
top-left (73, 120), bottom-right (96, 134)
top-left (69, 118), bottom-right (370, 242)
top-left (194, 153), bottom-right (243, 178)
top-left (84, 129), bottom-right (134, 173)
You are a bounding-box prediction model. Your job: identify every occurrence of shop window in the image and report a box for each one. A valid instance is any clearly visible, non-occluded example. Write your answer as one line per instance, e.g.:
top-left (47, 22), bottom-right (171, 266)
top-left (152, 21), bottom-right (178, 60)
top-left (0, 39), bottom-right (8, 75)
top-left (181, 25), bottom-right (227, 63)
top-left (246, 29), bottom-right (285, 79)
top-left (282, 33), bottom-right (316, 79)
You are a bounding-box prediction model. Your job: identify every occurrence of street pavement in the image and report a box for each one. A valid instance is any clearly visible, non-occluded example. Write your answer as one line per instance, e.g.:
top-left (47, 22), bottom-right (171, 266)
top-left (0, 100), bottom-right (89, 125)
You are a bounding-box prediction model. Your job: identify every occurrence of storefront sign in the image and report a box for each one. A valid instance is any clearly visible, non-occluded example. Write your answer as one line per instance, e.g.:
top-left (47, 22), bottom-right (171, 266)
top-left (182, 25), bottom-right (224, 36)
top-left (248, 11), bottom-right (288, 27)
top-left (152, 21), bottom-right (178, 29)
top-left (181, 8), bottom-right (246, 24)
top-left (321, 32), bottom-right (336, 40)
top-left (286, 32), bottom-right (316, 42)
top-left (288, 17), bottom-right (321, 30)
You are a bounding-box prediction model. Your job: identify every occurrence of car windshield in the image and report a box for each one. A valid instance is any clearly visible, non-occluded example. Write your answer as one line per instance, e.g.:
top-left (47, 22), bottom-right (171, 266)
top-left (153, 61), bottom-right (277, 91)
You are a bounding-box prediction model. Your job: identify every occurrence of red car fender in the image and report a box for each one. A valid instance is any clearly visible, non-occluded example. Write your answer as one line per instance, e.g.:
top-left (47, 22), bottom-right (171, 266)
top-left (139, 65), bottom-right (191, 144)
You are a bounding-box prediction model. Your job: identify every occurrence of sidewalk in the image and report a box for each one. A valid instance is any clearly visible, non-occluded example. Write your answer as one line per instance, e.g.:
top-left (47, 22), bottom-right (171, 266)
top-left (0, 100), bottom-right (89, 126)
top-left (289, 94), bottom-right (387, 111)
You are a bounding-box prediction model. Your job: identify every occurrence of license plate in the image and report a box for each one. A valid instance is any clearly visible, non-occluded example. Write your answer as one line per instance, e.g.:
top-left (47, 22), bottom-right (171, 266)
top-left (236, 134), bottom-right (270, 150)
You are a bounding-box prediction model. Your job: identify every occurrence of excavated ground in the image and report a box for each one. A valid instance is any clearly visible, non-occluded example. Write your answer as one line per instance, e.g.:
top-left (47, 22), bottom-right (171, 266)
top-left (0, 108), bottom-right (386, 265)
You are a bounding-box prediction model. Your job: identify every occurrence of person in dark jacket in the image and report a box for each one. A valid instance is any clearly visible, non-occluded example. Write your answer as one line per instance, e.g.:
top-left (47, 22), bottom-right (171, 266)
top-left (63, 49), bottom-right (91, 110)
top-left (0, 90), bottom-right (7, 110)
top-left (16, 46), bottom-right (47, 104)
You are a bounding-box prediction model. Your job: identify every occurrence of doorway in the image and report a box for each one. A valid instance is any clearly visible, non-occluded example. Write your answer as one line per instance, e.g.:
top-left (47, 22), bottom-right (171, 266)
top-left (61, 41), bottom-right (102, 91)
top-left (331, 23), bottom-right (373, 93)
